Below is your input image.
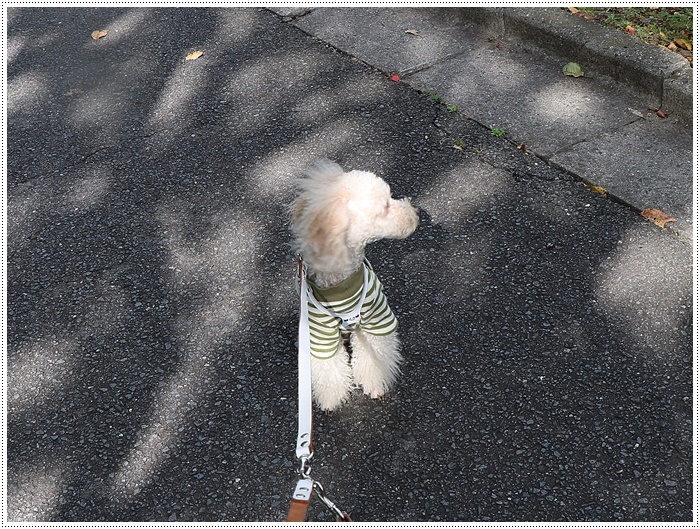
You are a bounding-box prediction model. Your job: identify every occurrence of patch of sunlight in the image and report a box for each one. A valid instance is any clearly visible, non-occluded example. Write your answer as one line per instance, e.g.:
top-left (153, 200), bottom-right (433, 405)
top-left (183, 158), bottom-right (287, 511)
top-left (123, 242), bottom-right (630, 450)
top-left (246, 125), bottom-right (358, 199)
top-left (147, 61), bottom-right (209, 135)
top-left (66, 169), bottom-right (113, 209)
top-left (8, 71), bottom-right (48, 116)
top-left (533, 81), bottom-right (598, 122)
top-left (7, 35), bottom-right (26, 65)
top-left (9, 282), bottom-right (128, 413)
top-left (112, 202), bottom-right (261, 497)
top-left (8, 168), bottom-right (113, 250)
top-left (595, 223), bottom-right (691, 356)
top-left (418, 164), bottom-right (507, 228)
top-left (84, 8), bottom-right (149, 47)
top-left (214, 8), bottom-right (264, 44)
top-left (111, 338), bottom-right (223, 499)
top-left (8, 338), bottom-right (79, 413)
top-left (7, 461), bottom-right (64, 521)
top-left (8, 181), bottom-right (44, 245)
top-left (157, 199), bottom-right (262, 287)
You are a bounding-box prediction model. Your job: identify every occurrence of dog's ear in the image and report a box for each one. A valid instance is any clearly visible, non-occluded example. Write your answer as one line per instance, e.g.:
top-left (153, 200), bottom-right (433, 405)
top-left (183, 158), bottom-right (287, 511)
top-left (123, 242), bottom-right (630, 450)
top-left (290, 197), bottom-right (307, 224)
top-left (306, 203), bottom-right (350, 268)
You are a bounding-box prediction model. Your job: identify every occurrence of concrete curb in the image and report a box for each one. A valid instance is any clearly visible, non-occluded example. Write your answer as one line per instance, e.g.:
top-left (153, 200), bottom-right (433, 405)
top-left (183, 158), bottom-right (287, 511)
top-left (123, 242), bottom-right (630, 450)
top-left (458, 7), bottom-right (693, 122)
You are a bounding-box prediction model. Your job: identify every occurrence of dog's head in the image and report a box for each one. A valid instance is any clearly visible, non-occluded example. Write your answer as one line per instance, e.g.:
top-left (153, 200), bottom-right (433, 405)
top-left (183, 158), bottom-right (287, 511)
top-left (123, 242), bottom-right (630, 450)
top-left (290, 160), bottom-right (419, 274)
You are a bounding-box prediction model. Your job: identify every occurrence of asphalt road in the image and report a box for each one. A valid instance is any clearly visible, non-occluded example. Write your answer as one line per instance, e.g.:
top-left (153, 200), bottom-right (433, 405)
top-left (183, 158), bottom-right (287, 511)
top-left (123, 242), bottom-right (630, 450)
top-left (7, 7), bottom-right (692, 522)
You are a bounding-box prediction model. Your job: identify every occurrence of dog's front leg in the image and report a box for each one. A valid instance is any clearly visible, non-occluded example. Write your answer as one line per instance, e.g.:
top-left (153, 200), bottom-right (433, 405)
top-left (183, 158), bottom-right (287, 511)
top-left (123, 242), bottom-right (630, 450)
top-left (310, 343), bottom-right (353, 412)
top-left (350, 330), bottom-right (402, 399)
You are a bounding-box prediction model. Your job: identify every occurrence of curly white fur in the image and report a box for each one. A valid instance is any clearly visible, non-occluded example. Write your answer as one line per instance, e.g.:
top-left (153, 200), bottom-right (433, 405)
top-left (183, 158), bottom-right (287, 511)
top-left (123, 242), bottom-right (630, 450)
top-left (290, 159), bottom-right (419, 411)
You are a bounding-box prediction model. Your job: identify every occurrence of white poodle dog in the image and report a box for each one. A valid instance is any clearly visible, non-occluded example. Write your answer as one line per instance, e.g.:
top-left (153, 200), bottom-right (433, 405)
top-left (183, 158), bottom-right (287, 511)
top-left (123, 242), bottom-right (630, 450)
top-left (290, 159), bottom-right (419, 411)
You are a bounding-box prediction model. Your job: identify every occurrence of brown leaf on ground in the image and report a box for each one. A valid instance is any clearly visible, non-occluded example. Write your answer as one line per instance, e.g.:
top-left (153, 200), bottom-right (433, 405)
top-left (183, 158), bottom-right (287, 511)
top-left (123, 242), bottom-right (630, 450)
top-left (673, 37), bottom-right (692, 51)
top-left (185, 50), bottom-right (204, 61)
top-left (641, 208), bottom-right (677, 228)
top-left (585, 183), bottom-right (608, 197)
top-left (570, 8), bottom-right (595, 20)
top-left (91, 29), bottom-right (109, 40)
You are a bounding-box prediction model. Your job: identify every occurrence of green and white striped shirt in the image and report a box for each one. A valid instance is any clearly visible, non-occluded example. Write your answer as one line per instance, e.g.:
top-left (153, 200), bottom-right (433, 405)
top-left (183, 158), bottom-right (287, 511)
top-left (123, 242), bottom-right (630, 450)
top-left (306, 262), bottom-right (398, 359)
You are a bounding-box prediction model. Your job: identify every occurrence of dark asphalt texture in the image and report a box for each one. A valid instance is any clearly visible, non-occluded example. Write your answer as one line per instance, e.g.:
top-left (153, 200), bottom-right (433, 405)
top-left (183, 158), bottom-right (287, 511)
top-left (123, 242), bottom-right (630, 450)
top-left (7, 7), bottom-right (692, 523)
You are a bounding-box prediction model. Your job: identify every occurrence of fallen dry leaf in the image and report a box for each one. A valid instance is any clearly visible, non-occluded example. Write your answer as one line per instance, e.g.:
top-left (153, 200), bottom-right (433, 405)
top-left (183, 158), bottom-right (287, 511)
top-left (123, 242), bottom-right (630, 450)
top-left (655, 109), bottom-right (667, 118)
top-left (585, 183), bottom-right (608, 197)
top-left (517, 144), bottom-right (529, 154)
top-left (625, 25), bottom-right (636, 36)
top-left (405, 29), bottom-right (421, 37)
top-left (579, 12), bottom-right (595, 20)
top-left (567, 7), bottom-right (580, 14)
top-left (641, 208), bottom-right (677, 228)
top-left (91, 29), bottom-right (109, 40)
top-left (673, 38), bottom-right (692, 51)
top-left (185, 50), bottom-right (204, 61)
top-left (389, 73), bottom-right (400, 82)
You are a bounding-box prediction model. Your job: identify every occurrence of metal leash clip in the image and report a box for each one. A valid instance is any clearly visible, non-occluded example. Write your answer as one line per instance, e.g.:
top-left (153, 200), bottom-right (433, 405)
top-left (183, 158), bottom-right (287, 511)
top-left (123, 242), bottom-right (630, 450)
top-left (298, 454), bottom-right (312, 479)
top-left (313, 481), bottom-right (352, 522)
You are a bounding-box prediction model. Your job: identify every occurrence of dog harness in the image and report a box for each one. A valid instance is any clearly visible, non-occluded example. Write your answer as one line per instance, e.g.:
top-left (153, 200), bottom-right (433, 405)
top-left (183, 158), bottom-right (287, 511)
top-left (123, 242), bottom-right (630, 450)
top-left (305, 260), bottom-right (398, 359)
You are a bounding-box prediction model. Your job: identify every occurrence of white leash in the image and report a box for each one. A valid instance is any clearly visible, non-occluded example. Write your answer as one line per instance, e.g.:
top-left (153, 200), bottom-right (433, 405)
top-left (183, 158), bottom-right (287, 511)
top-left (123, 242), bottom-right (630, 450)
top-left (287, 256), bottom-right (351, 523)
top-left (295, 257), bottom-right (314, 464)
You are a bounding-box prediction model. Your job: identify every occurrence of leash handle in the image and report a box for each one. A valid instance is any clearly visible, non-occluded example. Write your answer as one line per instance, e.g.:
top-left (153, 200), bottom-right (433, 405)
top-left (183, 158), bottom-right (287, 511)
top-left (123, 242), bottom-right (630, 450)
top-left (286, 478), bottom-right (352, 523)
top-left (286, 478), bottom-right (314, 522)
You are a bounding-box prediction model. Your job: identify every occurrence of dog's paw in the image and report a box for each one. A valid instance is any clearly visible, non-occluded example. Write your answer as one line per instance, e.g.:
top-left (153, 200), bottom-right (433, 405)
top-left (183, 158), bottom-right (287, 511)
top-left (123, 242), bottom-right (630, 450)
top-left (363, 386), bottom-right (386, 400)
top-left (315, 391), bottom-right (349, 412)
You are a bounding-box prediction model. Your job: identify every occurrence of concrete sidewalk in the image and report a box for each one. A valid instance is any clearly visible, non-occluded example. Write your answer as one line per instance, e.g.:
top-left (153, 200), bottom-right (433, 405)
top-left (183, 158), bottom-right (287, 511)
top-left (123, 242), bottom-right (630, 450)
top-left (271, 7), bottom-right (694, 240)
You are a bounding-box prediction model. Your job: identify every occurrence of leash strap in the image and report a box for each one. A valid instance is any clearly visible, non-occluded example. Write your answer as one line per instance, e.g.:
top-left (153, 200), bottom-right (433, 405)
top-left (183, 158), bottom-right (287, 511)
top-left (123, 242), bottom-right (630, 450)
top-left (295, 258), bottom-right (313, 462)
top-left (287, 257), bottom-right (352, 523)
top-left (287, 258), bottom-right (315, 523)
